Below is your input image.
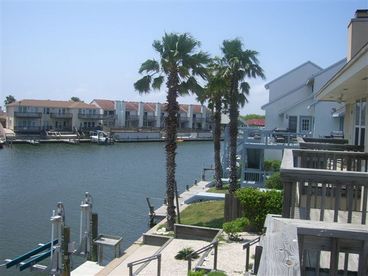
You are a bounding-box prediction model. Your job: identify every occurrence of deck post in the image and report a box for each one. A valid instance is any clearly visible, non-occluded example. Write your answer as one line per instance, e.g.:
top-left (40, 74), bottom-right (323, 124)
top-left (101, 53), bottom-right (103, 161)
top-left (62, 226), bottom-right (70, 276)
top-left (214, 242), bottom-right (218, 271)
top-left (282, 181), bottom-right (293, 218)
top-left (90, 213), bottom-right (98, 262)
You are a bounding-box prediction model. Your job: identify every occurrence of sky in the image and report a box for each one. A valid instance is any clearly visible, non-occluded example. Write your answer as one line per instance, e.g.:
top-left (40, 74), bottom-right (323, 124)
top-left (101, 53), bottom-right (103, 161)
top-left (1, 0), bottom-right (367, 114)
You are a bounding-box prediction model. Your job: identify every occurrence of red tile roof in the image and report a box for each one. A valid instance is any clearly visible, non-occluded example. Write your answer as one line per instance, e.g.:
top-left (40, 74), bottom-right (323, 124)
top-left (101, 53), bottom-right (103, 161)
top-left (246, 119), bottom-right (265, 126)
top-left (92, 99), bottom-right (115, 110)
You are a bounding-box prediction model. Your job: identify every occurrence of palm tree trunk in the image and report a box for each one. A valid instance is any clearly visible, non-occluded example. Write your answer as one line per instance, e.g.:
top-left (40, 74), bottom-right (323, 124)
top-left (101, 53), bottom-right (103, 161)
top-left (165, 71), bottom-right (179, 231)
top-left (213, 101), bottom-right (223, 189)
top-left (229, 85), bottom-right (239, 194)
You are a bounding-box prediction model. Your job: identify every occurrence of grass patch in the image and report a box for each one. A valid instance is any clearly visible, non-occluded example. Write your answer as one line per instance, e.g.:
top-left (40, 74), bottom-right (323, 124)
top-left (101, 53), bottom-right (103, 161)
top-left (207, 185), bottom-right (229, 194)
top-left (180, 200), bottom-right (224, 228)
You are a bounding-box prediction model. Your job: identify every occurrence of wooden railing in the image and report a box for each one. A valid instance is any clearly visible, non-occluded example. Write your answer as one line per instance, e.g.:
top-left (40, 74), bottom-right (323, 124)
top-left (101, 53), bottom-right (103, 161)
top-left (281, 149), bottom-right (368, 225)
top-left (127, 254), bottom-right (161, 276)
top-left (187, 241), bottom-right (218, 273)
top-left (298, 137), bottom-right (364, 152)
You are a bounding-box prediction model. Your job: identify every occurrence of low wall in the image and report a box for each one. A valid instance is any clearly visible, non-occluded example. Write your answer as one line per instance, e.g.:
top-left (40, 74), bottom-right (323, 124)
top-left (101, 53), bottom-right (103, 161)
top-left (113, 131), bottom-right (161, 141)
top-left (142, 234), bottom-right (172, 246)
top-left (174, 224), bottom-right (221, 242)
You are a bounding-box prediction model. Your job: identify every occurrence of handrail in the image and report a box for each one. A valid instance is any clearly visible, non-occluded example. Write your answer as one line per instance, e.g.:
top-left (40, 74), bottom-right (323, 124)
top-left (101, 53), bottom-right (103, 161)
top-left (243, 236), bottom-right (260, 272)
top-left (187, 241), bottom-right (218, 273)
top-left (127, 253), bottom-right (161, 276)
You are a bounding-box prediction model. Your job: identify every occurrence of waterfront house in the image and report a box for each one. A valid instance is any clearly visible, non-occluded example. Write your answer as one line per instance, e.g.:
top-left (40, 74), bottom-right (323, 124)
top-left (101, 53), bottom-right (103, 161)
top-left (6, 99), bottom-right (101, 134)
top-left (108, 100), bottom-right (212, 130)
top-left (262, 59), bottom-right (345, 138)
top-left (255, 10), bottom-right (368, 275)
top-left (90, 99), bottom-right (116, 128)
top-left (316, 10), bottom-right (368, 152)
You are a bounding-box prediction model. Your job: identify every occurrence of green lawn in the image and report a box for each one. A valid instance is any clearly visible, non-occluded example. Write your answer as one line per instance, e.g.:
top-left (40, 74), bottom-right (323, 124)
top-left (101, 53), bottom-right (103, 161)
top-left (207, 185), bottom-right (229, 194)
top-left (180, 200), bottom-right (224, 229)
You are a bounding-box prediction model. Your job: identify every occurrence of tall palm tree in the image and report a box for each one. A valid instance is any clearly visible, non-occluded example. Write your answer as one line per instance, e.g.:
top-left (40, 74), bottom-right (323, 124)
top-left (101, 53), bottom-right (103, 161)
top-left (134, 33), bottom-right (209, 230)
top-left (220, 39), bottom-right (265, 194)
top-left (198, 58), bottom-right (228, 189)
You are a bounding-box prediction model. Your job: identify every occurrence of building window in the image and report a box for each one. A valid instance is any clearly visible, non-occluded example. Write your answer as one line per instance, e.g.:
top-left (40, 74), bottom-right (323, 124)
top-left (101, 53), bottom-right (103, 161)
top-left (354, 98), bottom-right (366, 146)
top-left (288, 116), bottom-right (297, 133)
top-left (299, 116), bottom-right (313, 133)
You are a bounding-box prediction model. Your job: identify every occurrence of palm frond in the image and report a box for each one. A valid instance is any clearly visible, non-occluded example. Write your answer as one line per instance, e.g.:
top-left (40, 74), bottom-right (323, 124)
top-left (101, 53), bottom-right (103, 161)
top-left (152, 76), bottom-right (164, 90)
top-left (139, 59), bottom-right (160, 74)
top-left (134, 75), bottom-right (152, 93)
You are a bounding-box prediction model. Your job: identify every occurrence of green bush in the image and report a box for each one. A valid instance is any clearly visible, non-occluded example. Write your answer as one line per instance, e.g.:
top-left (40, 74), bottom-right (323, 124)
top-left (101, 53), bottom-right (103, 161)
top-left (265, 172), bottom-right (283, 190)
top-left (223, 217), bottom-right (250, 240)
top-left (235, 188), bottom-right (283, 232)
top-left (188, 271), bottom-right (227, 276)
top-left (189, 271), bottom-right (205, 276)
top-left (264, 160), bottom-right (281, 172)
top-left (175, 247), bottom-right (199, 260)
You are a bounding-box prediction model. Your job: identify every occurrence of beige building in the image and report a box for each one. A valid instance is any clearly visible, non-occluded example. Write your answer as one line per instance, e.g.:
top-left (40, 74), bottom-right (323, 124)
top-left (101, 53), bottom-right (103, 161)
top-left (317, 9), bottom-right (368, 152)
top-left (6, 99), bottom-right (102, 133)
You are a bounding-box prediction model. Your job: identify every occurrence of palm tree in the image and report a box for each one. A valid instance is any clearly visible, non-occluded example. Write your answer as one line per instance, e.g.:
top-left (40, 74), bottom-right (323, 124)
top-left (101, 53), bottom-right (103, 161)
top-left (134, 33), bottom-right (209, 230)
top-left (220, 39), bottom-right (265, 194)
top-left (4, 95), bottom-right (16, 106)
top-left (198, 58), bottom-right (228, 189)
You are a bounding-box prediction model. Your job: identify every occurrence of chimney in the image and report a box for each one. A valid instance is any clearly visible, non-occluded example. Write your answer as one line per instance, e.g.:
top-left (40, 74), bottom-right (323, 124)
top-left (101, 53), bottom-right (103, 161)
top-left (347, 9), bottom-right (368, 61)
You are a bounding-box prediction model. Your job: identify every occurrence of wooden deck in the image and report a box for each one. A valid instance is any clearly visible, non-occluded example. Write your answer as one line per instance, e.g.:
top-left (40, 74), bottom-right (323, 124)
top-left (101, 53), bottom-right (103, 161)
top-left (259, 217), bottom-right (368, 276)
top-left (257, 149), bottom-right (368, 275)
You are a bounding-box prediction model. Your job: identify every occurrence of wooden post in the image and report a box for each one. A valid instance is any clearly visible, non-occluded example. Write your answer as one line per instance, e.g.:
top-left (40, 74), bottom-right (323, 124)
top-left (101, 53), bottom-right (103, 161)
top-left (62, 226), bottom-right (70, 276)
top-left (254, 245), bottom-right (263, 274)
top-left (214, 242), bottom-right (218, 271)
top-left (187, 255), bottom-right (192, 273)
top-left (282, 182), bottom-right (293, 218)
top-left (90, 213), bottom-right (98, 262)
top-left (157, 254), bottom-right (161, 276)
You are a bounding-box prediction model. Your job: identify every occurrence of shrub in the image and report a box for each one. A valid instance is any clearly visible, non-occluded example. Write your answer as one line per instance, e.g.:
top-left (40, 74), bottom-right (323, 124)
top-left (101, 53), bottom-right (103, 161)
top-left (189, 271), bottom-right (205, 276)
top-left (188, 271), bottom-right (227, 276)
top-left (235, 188), bottom-right (283, 232)
top-left (175, 247), bottom-right (199, 260)
top-left (265, 172), bottom-right (283, 190)
top-left (223, 217), bottom-right (249, 240)
top-left (264, 160), bottom-right (281, 172)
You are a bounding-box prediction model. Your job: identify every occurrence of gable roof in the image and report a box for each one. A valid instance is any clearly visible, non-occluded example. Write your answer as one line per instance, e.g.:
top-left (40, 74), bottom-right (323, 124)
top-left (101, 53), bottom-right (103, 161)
top-left (7, 99), bottom-right (99, 109)
top-left (261, 83), bottom-right (307, 109)
top-left (92, 99), bottom-right (115, 110)
top-left (264, 61), bottom-right (322, 89)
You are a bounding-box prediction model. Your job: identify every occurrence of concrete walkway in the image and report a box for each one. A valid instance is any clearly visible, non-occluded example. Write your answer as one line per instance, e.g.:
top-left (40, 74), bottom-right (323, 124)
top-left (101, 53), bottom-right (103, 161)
top-left (154, 180), bottom-right (213, 219)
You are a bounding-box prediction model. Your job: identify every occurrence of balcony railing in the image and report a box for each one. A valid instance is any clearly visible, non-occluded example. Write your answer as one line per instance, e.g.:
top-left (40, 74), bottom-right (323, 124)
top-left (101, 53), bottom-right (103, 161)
top-left (144, 115), bottom-right (157, 122)
top-left (50, 112), bottom-right (73, 119)
top-left (281, 149), bottom-right (368, 225)
top-left (126, 115), bottom-right (139, 121)
top-left (298, 137), bottom-right (364, 152)
top-left (14, 112), bottom-right (42, 118)
top-left (78, 113), bottom-right (104, 120)
top-left (14, 126), bottom-right (41, 133)
top-left (178, 116), bottom-right (189, 122)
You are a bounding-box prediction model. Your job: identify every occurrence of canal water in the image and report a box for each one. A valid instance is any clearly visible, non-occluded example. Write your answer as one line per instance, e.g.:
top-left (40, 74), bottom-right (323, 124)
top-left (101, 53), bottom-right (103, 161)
top-left (0, 141), bottom-right (213, 275)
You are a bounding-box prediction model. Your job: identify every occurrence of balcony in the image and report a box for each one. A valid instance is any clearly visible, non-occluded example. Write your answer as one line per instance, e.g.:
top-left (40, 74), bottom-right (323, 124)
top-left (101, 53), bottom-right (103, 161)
top-left (14, 112), bottom-right (42, 118)
top-left (256, 148), bottom-right (368, 275)
top-left (281, 148), bottom-right (368, 223)
top-left (144, 115), bottom-right (157, 122)
top-left (126, 115), bottom-right (139, 122)
top-left (178, 116), bottom-right (189, 122)
top-left (50, 112), bottom-right (73, 119)
top-left (78, 113), bottom-right (104, 120)
top-left (298, 137), bottom-right (364, 152)
top-left (14, 126), bottom-right (41, 133)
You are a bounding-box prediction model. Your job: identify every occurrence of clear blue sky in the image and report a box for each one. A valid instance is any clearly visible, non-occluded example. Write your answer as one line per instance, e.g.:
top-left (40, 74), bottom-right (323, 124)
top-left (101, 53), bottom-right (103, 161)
top-left (1, 0), bottom-right (367, 114)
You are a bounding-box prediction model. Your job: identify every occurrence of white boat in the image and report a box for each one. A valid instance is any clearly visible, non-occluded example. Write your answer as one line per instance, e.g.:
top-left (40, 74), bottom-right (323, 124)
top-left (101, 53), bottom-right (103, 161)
top-left (90, 131), bottom-right (114, 145)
